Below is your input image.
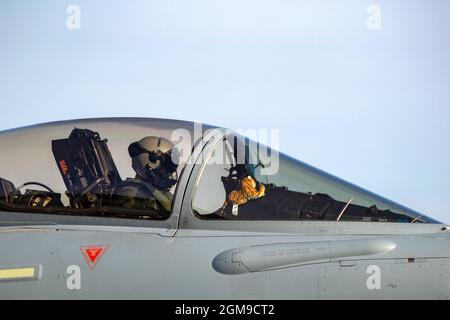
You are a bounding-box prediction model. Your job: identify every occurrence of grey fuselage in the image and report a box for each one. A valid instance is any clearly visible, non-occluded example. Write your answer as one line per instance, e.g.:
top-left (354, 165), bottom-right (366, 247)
top-left (0, 118), bottom-right (449, 300)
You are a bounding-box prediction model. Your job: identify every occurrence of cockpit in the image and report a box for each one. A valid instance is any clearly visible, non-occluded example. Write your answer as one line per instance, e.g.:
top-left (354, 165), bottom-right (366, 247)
top-left (0, 118), bottom-right (439, 224)
top-left (0, 118), bottom-right (193, 220)
top-left (192, 133), bottom-right (438, 223)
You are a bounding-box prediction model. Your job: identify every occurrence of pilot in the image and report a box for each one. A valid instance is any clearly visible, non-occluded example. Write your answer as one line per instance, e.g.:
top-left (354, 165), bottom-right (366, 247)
top-left (112, 136), bottom-right (179, 214)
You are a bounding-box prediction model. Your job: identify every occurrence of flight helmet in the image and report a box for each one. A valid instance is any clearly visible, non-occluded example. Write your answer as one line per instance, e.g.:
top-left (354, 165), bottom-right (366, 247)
top-left (128, 136), bottom-right (179, 191)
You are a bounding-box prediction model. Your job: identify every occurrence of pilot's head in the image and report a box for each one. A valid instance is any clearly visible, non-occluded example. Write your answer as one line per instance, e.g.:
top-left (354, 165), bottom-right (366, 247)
top-left (128, 136), bottom-right (179, 191)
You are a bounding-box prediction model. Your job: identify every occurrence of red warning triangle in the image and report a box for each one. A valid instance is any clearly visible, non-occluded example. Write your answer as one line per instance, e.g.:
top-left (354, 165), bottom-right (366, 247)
top-left (80, 245), bottom-right (110, 270)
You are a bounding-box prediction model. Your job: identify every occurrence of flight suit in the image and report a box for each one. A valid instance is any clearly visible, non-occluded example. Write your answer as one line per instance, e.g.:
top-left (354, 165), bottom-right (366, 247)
top-left (112, 177), bottom-right (173, 214)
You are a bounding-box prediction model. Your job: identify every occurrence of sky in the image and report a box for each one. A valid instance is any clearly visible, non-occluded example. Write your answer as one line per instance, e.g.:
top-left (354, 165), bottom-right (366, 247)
top-left (0, 0), bottom-right (449, 223)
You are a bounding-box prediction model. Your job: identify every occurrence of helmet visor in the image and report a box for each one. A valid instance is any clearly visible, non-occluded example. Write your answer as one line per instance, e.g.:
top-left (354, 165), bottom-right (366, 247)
top-left (128, 142), bottom-right (179, 173)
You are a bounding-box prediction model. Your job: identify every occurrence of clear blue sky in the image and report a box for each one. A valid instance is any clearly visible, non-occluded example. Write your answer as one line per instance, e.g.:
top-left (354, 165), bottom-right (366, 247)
top-left (1, 1), bottom-right (449, 223)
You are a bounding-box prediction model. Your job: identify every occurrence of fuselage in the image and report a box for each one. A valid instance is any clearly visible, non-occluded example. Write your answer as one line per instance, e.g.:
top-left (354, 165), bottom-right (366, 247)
top-left (0, 118), bottom-right (448, 299)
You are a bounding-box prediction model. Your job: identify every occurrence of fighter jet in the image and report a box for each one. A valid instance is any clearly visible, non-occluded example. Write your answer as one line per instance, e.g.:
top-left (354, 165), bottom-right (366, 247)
top-left (0, 117), bottom-right (449, 299)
